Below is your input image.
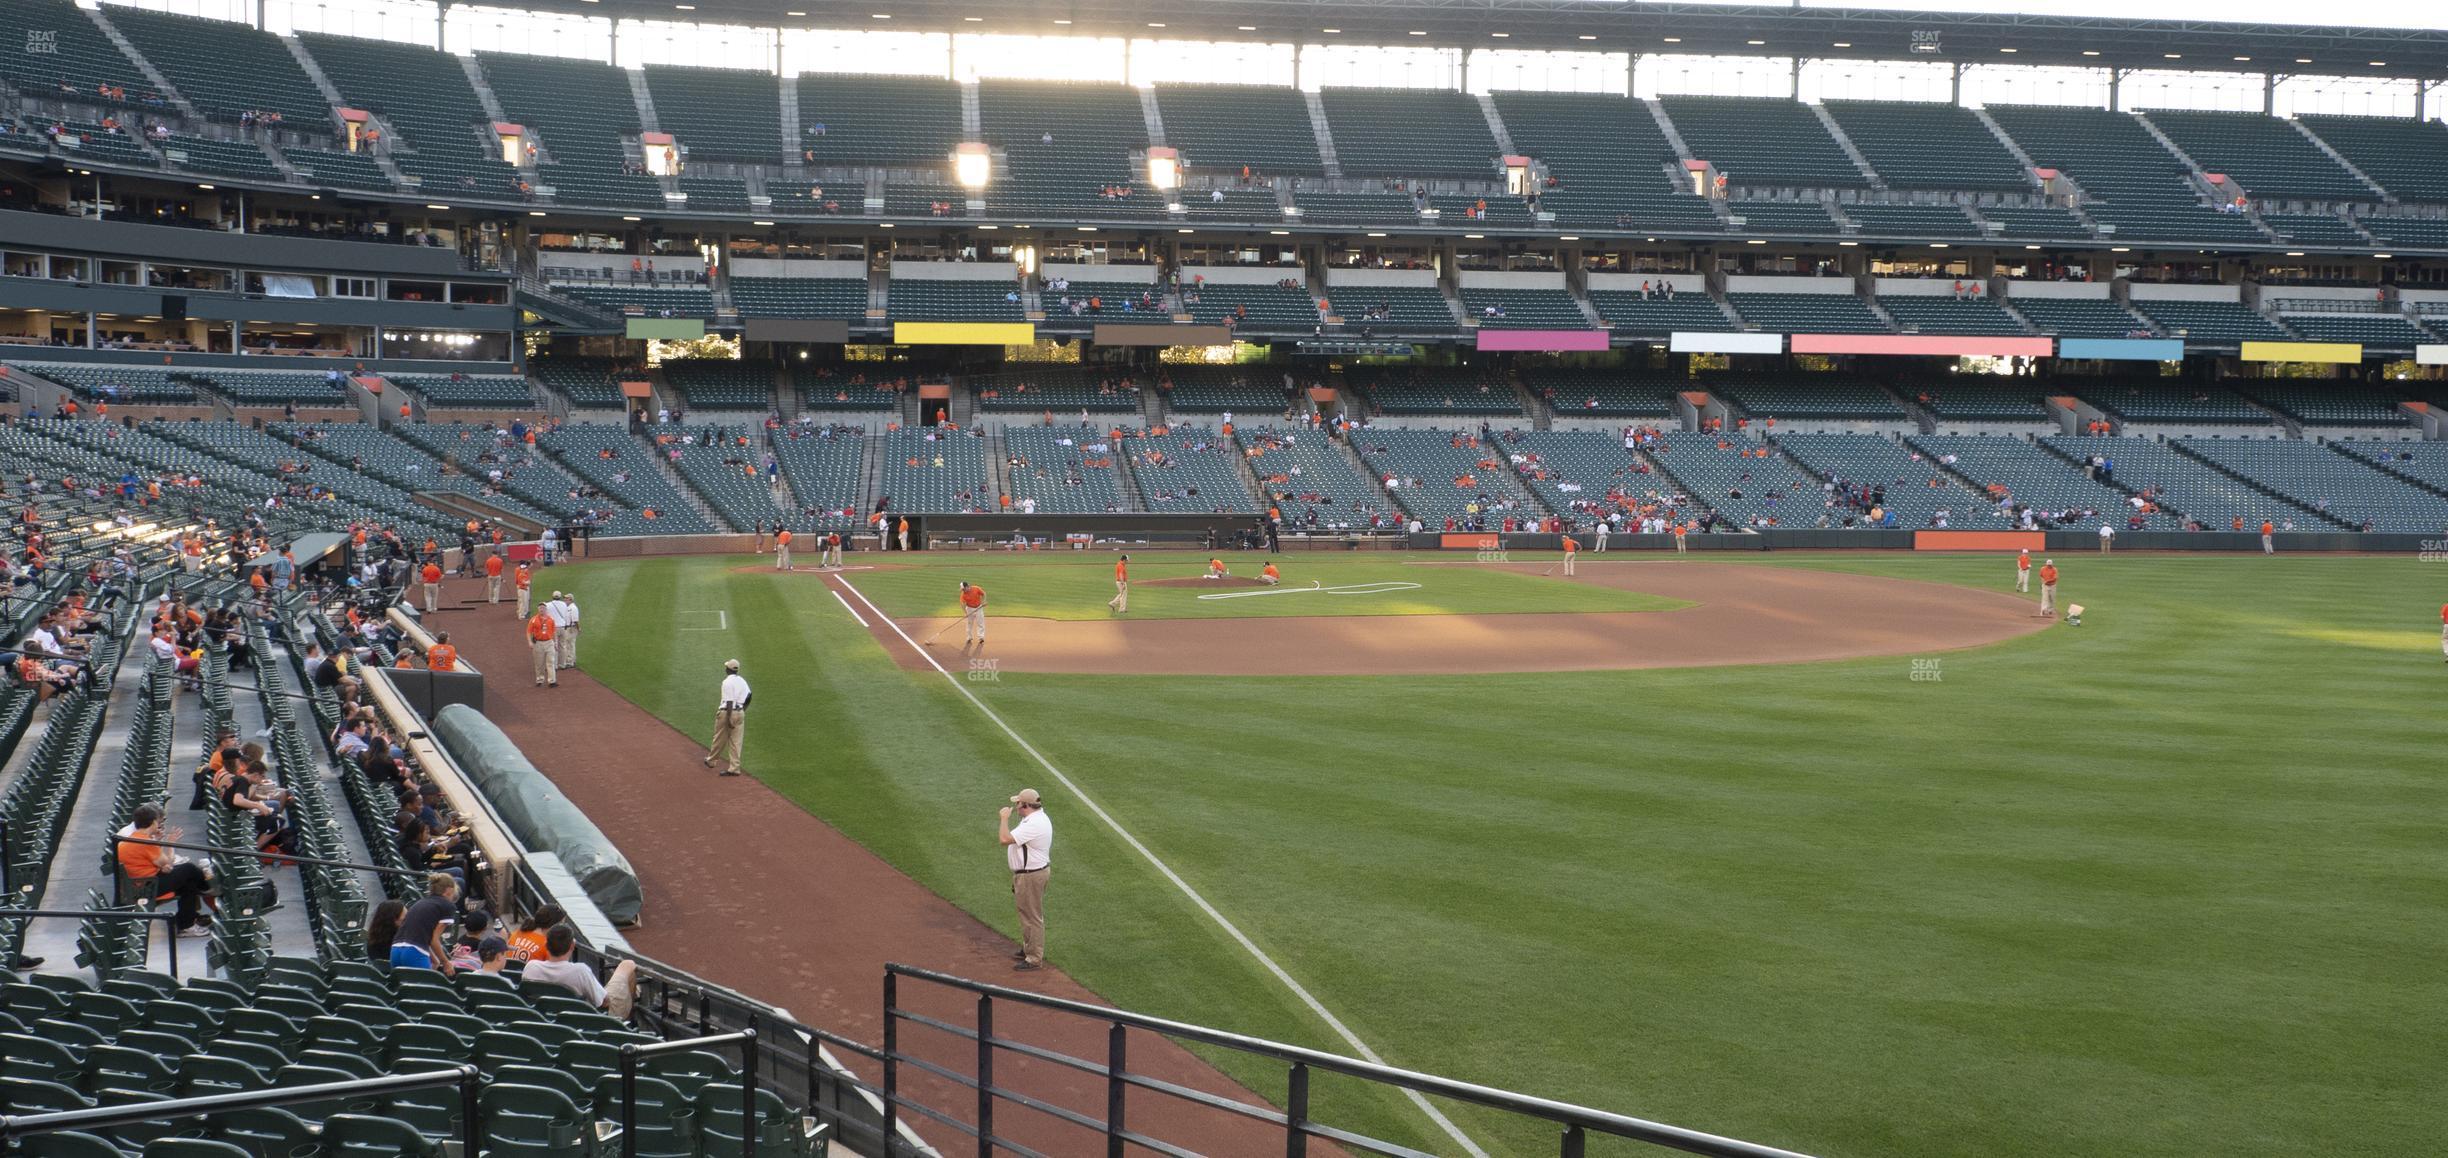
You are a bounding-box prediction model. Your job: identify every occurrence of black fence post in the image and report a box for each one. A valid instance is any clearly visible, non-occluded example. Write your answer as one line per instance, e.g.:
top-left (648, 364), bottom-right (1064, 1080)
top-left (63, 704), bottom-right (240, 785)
top-left (1284, 1062), bottom-right (1308, 1158)
top-left (460, 1065), bottom-right (484, 1158)
top-left (698, 991), bottom-right (710, 1035)
top-left (1562, 1123), bottom-right (1586, 1158)
top-left (617, 1042), bottom-right (639, 1158)
top-left (739, 1021), bottom-right (760, 1158)
top-left (1105, 1021), bottom-right (1127, 1158)
top-left (881, 971), bottom-right (900, 1142)
top-left (1, 817), bottom-right (11, 897)
top-left (975, 993), bottom-right (993, 1158)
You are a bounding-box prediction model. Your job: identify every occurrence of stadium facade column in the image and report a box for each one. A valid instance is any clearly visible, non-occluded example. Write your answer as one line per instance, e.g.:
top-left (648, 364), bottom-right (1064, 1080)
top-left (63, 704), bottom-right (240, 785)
top-left (2261, 73), bottom-right (2275, 115)
top-left (2109, 68), bottom-right (2129, 111)
top-left (1950, 63), bottom-right (1963, 105)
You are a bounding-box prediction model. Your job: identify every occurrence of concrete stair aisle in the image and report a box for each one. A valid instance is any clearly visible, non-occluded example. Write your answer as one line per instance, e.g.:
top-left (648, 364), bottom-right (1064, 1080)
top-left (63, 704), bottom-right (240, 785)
top-left (459, 56), bottom-right (512, 124)
top-left (959, 82), bottom-right (982, 139)
top-left (1139, 386), bottom-right (1167, 429)
top-left (774, 366), bottom-right (800, 422)
top-left (1302, 92), bottom-right (1343, 178)
top-left (624, 68), bottom-right (662, 134)
top-left (1475, 94), bottom-right (1515, 155)
top-left (281, 36), bottom-right (352, 131)
top-left (2289, 120), bottom-right (2391, 202)
top-left (640, 429), bottom-right (735, 531)
top-left (1139, 88), bottom-right (1167, 147)
top-left (983, 428), bottom-right (1008, 510)
top-left (83, 7), bottom-right (199, 120)
top-left (1809, 104), bottom-right (1887, 190)
top-left (1108, 432), bottom-right (1148, 512)
top-left (15, 627), bottom-right (145, 971)
top-left (775, 75), bottom-right (801, 164)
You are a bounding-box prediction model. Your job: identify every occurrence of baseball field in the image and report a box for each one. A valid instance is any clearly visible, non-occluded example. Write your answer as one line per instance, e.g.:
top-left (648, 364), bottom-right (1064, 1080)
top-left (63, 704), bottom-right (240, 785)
top-left (543, 548), bottom-right (2443, 1158)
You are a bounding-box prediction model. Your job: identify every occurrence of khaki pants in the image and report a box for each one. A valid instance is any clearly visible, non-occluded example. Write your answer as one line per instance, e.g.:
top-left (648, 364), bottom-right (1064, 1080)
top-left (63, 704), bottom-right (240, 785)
top-left (423, 582), bottom-right (439, 612)
top-left (2262, 533), bottom-right (2274, 555)
top-left (1108, 581), bottom-right (1127, 612)
top-left (776, 544), bottom-right (791, 570)
top-left (517, 588), bottom-right (531, 617)
top-left (898, 530), bottom-right (909, 551)
top-left (1673, 536), bottom-right (1687, 553)
top-left (2016, 566), bottom-right (2029, 592)
top-left (532, 639), bottom-right (556, 684)
top-left (2440, 623), bottom-right (2446, 659)
top-left (964, 606), bottom-right (985, 643)
top-left (826, 543), bottom-right (842, 567)
top-left (2100, 537), bottom-right (2112, 552)
top-left (559, 625), bottom-right (580, 669)
top-left (487, 574), bottom-right (503, 602)
top-left (1563, 553), bottom-right (1576, 575)
top-left (708, 708), bottom-right (745, 773)
top-left (2039, 583), bottom-right (2056, 615)
top-left (1012, 868), bottom-right (1049, 966)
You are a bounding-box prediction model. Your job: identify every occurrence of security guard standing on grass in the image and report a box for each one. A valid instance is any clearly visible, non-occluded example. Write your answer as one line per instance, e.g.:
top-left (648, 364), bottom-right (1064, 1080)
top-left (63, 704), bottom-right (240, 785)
top-left (999, 789), bottom-right (1052, 971)
top-left (703, 659), bottom-right (749, 777)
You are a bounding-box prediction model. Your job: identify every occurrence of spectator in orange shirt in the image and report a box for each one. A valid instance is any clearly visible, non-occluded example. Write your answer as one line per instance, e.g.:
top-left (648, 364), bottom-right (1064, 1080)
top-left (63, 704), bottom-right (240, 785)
top-left (426, 633), bottom-right (459, 673)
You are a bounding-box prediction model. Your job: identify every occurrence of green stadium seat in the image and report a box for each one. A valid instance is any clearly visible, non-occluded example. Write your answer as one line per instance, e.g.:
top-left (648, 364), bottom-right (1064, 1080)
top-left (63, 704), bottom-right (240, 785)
top-left (478, 1083), bottom-right (596, 1158)
top-left (319, 1113), bottom-right (446, 1158)
top-left (208, 1106), bottom-right (323, 1158)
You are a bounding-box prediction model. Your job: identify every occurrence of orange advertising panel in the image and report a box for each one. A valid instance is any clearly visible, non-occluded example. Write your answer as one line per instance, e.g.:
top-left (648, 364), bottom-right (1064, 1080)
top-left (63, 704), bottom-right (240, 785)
top-left (1914, 530), bottom-right (2045, 552)
top-left (1441, 533), bottom-right (1501, 550)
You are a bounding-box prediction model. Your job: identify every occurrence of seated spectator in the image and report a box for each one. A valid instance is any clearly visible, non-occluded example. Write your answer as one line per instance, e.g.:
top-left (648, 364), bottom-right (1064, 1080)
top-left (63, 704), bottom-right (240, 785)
top-left (507, 903), bottom-right (565, 962)
top-left (116, 805), bottom-right (215, 938)
top-left (474, 935), bottom-right (511, 974)
top-left (365, 899), bottom-right (406, 965)
top-left (521, 923), bottom-right (637, 1014)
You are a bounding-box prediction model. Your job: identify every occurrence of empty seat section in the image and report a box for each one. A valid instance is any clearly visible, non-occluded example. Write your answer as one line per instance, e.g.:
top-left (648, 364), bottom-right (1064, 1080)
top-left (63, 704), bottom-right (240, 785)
top-left (1289, 191), bottom-right (1416, 226)
top-left (887, 279), bottom-right (1022, 322)
top-left (1523, 368), bottom-right (1681, 417)
top-left (107, 7), bottom-right (326, 125)
top-left (2143, 109), bottom-right (2370, 201)
top-left (730, 277), bottom-right (867, 319)
top-left (6, 363), bottom-right (197, 403)
top-left (530, 357), bottom-right (630, 409)
top-left (977, 81), bottom-right (1161, 220)
top-left (1158, 367), bottom-right (1293, 415)
top-left (1427, 194), bottom-right (1534, 226)
top-left (283, 148), bottom-right (393, 191)
top-left (2235, 381), bottom-right (2415, 426)
top-left (1843, 203), bottom-right (1981, 239)
top-left (676, 177), bottom-right (749, 213)
top-left (276, 421), bottom-right (556, 525)
top-left (971, 368), bottom-right (1141, 415)
top-left (1645, 430), bottom-right (1831, 528)
top-left (2296, 115), bottom-right (2448, 204)
top-left (1774, 432), bottom-right (1978, 528)
top-left (1320, 284), bottom-right (1454, 335)
top-left (794, 74), bottom-right (963, 167)
top-left (159, 135), bottom-right (281, 182)
top-left (1659, 97), bottom-right (1866, 189)
top-left (1879, 295), bottom-right (2026, 335)
top-left (1180, 283), bottom-right (1316, 333)
top-left (1726, 292), bottom-right (1887, 334)
top-left (1129, 427), bottom-right (1261, 512)
top-left (2174, 438), bottom-right (2446, 532)
top-left (660, 361), bottom-right (773, 411)
top-left (300, 32), bottom-right (520, 199)
top-left (1491, 92), bottom-right (1725, 233)
top-left (1587, 290), bottom-right (1729, 337)
top-left (1001, 426), bottom-right (1127, 513)
top-left (2258, 212), bottom-right (2367, 246)
top-left (0, 0), bottom-right (149, 106)
top-left (1708, 374), bottom-right (1903, 421)
top-left (1460, 288), bottom-right (1588, 330)
top-left (390, 373), bottom-right (533, 408)
top-left (2129, 299), bottom-right (2288, 343)
top-left (1038, 281), bottom-right (1166, 332)
top-left (539, 423), bottom-right (716, 533)
top-left (1183, 188), bottom-right (1284, 223)
top-left (1234, 426), bottom-right (1393, 528)
top-left (196, 371), bottom-right (348, 406)
top-left (1505, 429), bottom-right (1678, 521)
top-left (642, 65), bottom-right (781, 164)
top-left (476, 52), bottom-right (662, 209)
top-left (2357, 216), bottom-right (2448, 247)
top-left (1317, 88), bottom-right (1497, 179)
top-left (1980, 205), bottom-right (2092, 240)
top-left (1909, 434), bottom-right (2167, 526)
top-left (770, 428), bottom-right (867, 527)
top-left (1345, 366), bottom-right (1522, 417)
top-left (563, 285), bottom-right (714, 317)
top-left (2010, 296), bottom-right (2153, 338)
top-left (875, 430), bottom-right (992, 512)
top-left (1724, 200), bottom-right (1838, 234)
top-left (1907, 379), bottom-right (2052, 424)
top-left (1153, 85), bottom-right (1323, 178)
top-left (1983, 105), bottom-right (2266, 244)
top-left (2070, 380), bottom-right (2271, 425)
top-left (392, 421), bottom-right (597, 519)
top-left (883, 183), bottom-right (968, 218)
top-left (659, 424), bottom-right (787, 528)
top-left (790, 367), bottom-right (900, 412)
top-left (1821, 100), bottom-right (2030, 192)
top-left (2271, 312), bottom-right (2432, 346)
top-left (2044, 434), bottom-right (2305, 528)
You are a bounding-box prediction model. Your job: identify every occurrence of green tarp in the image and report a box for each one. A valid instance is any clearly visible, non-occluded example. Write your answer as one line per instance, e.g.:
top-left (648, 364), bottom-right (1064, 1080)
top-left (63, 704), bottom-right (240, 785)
top-left (432, 703), bottom-right (643, 924)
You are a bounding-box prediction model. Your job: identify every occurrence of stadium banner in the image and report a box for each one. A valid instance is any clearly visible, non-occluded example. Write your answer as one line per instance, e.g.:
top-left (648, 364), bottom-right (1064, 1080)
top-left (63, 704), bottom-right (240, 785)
top-left (2055, 338), bottom-right (2186, 361)
top-left (1670, 331), bottom-right (1783, 355)
top-left (1791, 334), bottom-right (2054, 357)
top-left (1474, 329), bottom-right (1609, 352)
top-left (1914, 530), bottom-right (2045, 552)
top-left (1096, 323), bottom-right (1229, 347)
top-left (893, 321), bottom-right (1036, 345)
top-left (1440, 533), bottom-right (1502, 550)
top-left (2239, 341), bottom-right (2360, 364)
top-left (744, 318), bottom-right (848, 344)
top-left (2418, 344), bottom-right (2448, 366)
top-left (625, 318), bottom-right (705, 340)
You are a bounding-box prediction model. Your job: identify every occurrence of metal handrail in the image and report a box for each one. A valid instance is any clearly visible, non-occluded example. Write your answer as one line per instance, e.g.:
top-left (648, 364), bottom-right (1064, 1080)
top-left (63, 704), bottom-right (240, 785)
top-left (109, 834), bottom-right (430, 880)
top-left (885, 963), bottom-right (1820, 1158)
top-left (0, 1066), bottom-right (481, 1154)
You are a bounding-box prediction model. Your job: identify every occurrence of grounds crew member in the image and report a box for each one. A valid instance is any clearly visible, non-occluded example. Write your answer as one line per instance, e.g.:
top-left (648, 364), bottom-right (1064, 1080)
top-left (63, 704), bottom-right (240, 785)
top-left (999, 788), bottom-right (1053, 972)
top-left (1261, 561), bottom-right (1280, 586)
top-left (703, 659), bottom-right (750, 777)
top-left (897, 516), bottom-right (911, 552)
top-left (484, 552), bottom-right (505, 603)
top-left (2262, 520), bottom-right (2276, 555)
top-left (960, 581), bottom-right (987, 647)
top-left (426, 632), bottom-right (458, 673)
top-left (514, 562), bottom-right (533, 617)
top-left (1562, 534), bottom-right (1579, 576)
top-left (824, 531), bottom-right (843, 568)
top-left (554, 593), bottom-right (582, 669)
top-left (526, 607), bottom-right (557, 687)
top-left (2016, 548), bottom-right (2031, 592)
top-left (1107, 554), bottom-right (1129, 613)
top-left (2038, 558), bottom-right (2060, 618)
top-left (775, 527), bottom-right (793, 571)
top-left (420, 559), bottom-right (444, 613)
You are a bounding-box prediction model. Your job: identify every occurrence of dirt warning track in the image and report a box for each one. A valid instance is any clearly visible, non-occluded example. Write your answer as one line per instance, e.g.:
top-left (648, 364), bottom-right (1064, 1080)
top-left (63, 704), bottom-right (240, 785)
top-left (875, 560), bottom-right (2047, 676)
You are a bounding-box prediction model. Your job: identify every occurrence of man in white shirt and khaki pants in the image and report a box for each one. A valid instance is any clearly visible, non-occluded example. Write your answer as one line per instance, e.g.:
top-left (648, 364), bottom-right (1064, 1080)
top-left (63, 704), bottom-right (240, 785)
top-left (703, 659), bottom-right (750, 777)
top-left (999, 789), bottom-right (1052, 971)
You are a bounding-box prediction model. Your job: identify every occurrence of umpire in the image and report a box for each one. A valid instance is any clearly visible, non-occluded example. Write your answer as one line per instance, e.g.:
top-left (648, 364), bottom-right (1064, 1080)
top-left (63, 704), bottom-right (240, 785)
top-left (702, 659), bottom-right (750, 777)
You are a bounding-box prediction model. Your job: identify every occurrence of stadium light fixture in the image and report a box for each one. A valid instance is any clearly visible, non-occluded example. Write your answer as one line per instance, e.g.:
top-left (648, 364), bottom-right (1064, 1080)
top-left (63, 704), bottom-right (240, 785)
top-left (2285, 251), bottom-right (2303, 256)
top-left (870, 12), bottom-right (889, 18)
top-left (1367, 232), bottom-right (1388, 237)
top-left (1999, 48), bottom-right (2017, 53)
top-left (2297, 58), bottom-right (2313, 64)
top-left (964, 15), bottom-right (981, 21)
top-left (1580, 35), bottom-right (1597, 41)
top-left (674, 5), bottom-right (693, 10)
top-left (1238, 26), bottom-right (1256, 31)
top-left (1747, 39), bottom-right (1765, 45)
top-left (955, 142), bottom-right (993, 189)
top-left (1054, 18), bottom-right (1070, 24)
top-left (754, 220), bottom-right (774, 226)
top-left (1747, 239), bottom-right (1766, 245)
top-left (1149, 23), bottom-right (1165, 28)
top-left (2111, 246), bottom-right (2130, 252)
top-left (622, 215), bottom-right (641, 221)
top-left (1464, 233), bottom-right (1484, 238)
top-left (2234, 56), bottom-right (2251, 62)
top-left (198, 184), bottom-right (216, 190)
top-left (1491, 32), bottom-right (1510, 38)
top-left (1839, 240), bottom-right (1859, 247)
top-left (786, 10), bottom-right (805, 15)
top-left (1832, 42), bottom-right (1850, 48)
top-left (2025, 244), bottom-right (2041, 250)
top-left (1663, 37), bottom-right (1681, 43)
top-left (2369, 61), bottom-right (2387, 67)
top-left (2375, 253), bottom-right (2394, 258)
top-left (1270, 230), bottom-right (1290, 235)
top-left (1930, 243), bottom-right (1950, 248)
top-left (978, 224), bottom-right (998, 229)
top-left (1078, 226), bottom-right (1098, 232)
top-left (1560, 235), bottom-right (1579, 241)
top-left (2082, 50), bottom-right (2100, 55)
top-left (1409, 30), bottom-right (1426, 36)
top-left (1178, 228), bottom-right (1194, 233)
top-left (2163, 53), bottom-right (2180, 59)
top-left (880, 222), bottom-right (894, 228)
top-left (1323, 28), bottom-right (1340, 34)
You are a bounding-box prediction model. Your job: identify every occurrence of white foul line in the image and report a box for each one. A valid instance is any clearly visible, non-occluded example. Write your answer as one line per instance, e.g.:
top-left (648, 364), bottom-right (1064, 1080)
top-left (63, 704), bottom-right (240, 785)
top-left (1196, 580), bottom-right (1423, 602)
top-left (829, 589), bottom-right (869, 627)
top-left (680, 609), bottom-right (729, 631)
top-left (831, 575), bottom-right (1488, 1158)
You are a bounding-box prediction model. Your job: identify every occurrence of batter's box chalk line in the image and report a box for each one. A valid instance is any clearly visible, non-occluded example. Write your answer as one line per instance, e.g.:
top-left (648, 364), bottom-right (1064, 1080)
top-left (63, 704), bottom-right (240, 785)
top-left (1195, 580), bottom-right (1424, 601)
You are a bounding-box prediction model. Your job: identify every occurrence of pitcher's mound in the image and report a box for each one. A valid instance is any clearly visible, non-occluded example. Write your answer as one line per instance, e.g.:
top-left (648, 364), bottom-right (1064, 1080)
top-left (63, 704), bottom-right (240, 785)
top-left (1140, 576), bottom-right (1267, 589)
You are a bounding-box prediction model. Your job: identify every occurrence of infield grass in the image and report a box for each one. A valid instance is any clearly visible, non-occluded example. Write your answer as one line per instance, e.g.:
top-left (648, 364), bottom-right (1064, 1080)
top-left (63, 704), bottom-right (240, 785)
top-left (560, 550), bottom-right (2445, 1158)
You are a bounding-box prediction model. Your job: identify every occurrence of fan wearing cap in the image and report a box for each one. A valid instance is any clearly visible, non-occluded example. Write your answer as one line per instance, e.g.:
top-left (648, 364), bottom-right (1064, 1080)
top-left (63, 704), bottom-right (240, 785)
top-left (703, 659), bottom-right (751, 777)
top-left (998, 789), bottom-right (1053, 972)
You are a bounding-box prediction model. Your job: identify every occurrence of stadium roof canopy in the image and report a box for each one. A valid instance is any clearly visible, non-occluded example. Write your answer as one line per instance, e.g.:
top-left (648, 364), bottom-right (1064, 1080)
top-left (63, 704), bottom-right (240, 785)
top-left (483, 0), bottom-right (2448, 82)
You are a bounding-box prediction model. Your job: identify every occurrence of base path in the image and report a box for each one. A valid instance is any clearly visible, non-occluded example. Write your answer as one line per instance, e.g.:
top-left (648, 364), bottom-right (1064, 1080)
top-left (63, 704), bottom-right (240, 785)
top-left (435, 576), bottom-right (1292, 1154)
top-left (886, 560), bottom-right (2047, 676)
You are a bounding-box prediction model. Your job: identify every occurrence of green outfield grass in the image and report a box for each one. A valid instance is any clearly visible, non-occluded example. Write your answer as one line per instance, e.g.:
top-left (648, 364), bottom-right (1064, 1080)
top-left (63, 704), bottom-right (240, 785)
top-left (559, 551), bottom-right (2445, 1158)
top-left (841, 551), bottom-right (1689, 620)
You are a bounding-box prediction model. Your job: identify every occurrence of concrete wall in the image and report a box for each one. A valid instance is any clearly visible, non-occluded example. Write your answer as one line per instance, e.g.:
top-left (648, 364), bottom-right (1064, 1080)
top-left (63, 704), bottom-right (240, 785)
top-left (1455, 270), bottom-right (1567, 290)
top-left (889, 261), bottom-right (1021, 282)
top-left (2127, 283), bottom-right (2241, 303)
top-left (2003, 280), bottom-right (2112, 300)
top-left (1724, 275), bottom-right (1854, 295)
top-left (1587, 272), bottom-right (1704, 294)
top-left (0, 208), bottom-right (487, 279)
top-left (1324, 268), bottom-right (1438, 289)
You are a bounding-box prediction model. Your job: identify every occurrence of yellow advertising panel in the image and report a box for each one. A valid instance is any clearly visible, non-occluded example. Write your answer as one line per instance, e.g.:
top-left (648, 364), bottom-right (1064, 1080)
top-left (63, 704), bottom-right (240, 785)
top-left (2239, 341), bottom-right (2360, 364)
top-left (893, 322), bottom-right (1036, 345)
